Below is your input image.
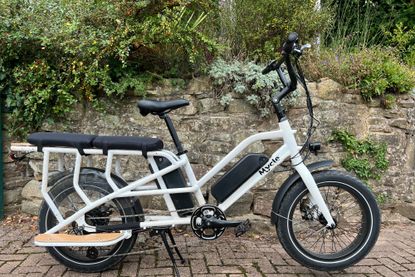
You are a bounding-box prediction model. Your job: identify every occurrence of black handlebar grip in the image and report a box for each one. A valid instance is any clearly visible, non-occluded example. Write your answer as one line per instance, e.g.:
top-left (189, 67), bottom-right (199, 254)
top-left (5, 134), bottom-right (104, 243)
top-left (283, 32), bottom-right (298, 54)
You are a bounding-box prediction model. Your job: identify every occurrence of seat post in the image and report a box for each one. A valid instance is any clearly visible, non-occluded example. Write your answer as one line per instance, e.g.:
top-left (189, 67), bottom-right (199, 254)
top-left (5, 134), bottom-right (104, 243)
top-left (161, 114), bottom-right (186, 155)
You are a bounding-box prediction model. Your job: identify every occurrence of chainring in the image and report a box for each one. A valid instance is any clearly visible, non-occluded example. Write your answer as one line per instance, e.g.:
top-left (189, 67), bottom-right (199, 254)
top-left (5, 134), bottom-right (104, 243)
top-left (190, 205), bottom-right (226, 240)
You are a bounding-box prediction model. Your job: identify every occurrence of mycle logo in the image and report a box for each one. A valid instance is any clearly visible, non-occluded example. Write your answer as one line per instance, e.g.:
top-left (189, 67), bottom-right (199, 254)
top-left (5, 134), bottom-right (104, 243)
top-left (258, 157), bottom-right (280, 175)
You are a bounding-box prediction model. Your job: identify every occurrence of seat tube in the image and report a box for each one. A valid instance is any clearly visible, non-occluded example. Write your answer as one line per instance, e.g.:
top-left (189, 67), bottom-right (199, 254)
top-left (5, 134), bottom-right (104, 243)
top-left (162, 114), bottom-right (185, 155)
top-left (280, 119), bottom-right (335, 227)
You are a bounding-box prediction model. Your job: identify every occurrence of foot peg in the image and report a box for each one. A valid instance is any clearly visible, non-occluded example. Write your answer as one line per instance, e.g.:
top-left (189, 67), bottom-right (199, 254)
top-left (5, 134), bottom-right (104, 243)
top-left (34, 232), bottom-right (130, 247)
top-left (235, 219), bottom-right (251, 237)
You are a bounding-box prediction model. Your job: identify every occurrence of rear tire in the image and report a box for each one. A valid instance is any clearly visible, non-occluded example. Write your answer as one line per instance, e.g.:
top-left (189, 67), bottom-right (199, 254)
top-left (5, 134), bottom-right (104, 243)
top-left (39, 170), bottom-right (140, 272)
top-left (276, 170), bottom-right (380, 271)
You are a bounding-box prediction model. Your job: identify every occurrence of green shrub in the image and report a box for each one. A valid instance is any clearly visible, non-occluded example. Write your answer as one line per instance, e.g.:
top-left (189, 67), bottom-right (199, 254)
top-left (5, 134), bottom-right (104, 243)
top-left (330, 129), bottom-right (389, 182)
top-left (209, 59), bottom-right (299, 117)
top-left (385, 22), bottom-right (415, 67)
top-left (303, 47), bottom-right (415, 102)
top-left (359, 50), bottom-right (415, 100)
top-left (1, 0), bottom-right (219, 137)
top-left (323, 0), bottom-right (415, 49)
top-left (219, 0), bottom-right (332, 60)
top-left (381, 94), bottom-right (396, 109)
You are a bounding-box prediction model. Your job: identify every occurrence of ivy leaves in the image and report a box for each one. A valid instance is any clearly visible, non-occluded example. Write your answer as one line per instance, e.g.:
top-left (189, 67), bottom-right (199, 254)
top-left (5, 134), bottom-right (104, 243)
top-left (330, 129), bottom-right (389, 182)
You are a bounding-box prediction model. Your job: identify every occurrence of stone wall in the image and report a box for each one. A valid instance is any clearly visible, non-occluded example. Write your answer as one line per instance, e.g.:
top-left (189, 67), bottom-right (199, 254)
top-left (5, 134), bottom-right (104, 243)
top-left (3, 77), bottom-right (415, 219)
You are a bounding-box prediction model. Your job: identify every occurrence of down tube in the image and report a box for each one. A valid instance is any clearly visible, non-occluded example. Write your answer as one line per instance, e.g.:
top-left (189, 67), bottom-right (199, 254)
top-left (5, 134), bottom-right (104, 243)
top-left (218, 145), bottom-right (291, 212)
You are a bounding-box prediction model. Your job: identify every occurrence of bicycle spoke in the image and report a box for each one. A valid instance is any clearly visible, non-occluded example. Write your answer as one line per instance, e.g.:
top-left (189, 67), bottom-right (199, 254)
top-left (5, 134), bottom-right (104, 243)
top-left (289, 182), bottom-right (367, 257)
top-left (330, 230), bottom-right (338, 253)
top-left (319, 230), bottom-right (327, 253)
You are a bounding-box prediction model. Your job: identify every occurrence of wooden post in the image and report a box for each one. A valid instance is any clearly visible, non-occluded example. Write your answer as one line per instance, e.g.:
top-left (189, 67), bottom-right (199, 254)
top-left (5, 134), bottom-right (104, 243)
top-left (315, 0), bottom-right (321, 49)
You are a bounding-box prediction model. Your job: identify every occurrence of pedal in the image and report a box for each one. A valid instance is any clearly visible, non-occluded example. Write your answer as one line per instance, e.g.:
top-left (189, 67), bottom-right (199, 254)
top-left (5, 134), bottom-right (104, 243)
top-left (234, 219), bottom-right (251, 237)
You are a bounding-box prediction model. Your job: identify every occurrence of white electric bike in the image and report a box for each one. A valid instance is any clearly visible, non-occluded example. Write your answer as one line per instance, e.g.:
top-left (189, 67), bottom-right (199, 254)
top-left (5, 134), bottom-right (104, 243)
top-left (12, 33), bottom-right (380, 276)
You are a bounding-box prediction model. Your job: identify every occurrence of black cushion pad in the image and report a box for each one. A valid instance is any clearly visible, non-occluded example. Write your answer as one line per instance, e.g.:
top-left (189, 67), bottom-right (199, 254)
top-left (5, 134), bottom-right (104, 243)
top-left (28, 132), bottom-right (97, 149)
top-left (92, 136), bottom-right (163, 152)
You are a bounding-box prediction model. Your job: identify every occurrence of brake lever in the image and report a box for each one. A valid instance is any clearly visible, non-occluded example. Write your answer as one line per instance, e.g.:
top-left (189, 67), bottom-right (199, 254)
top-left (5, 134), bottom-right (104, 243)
top-left (294, 44), bottom-right (312, 55)
top-left (301, 43), bottom-right (312, 51)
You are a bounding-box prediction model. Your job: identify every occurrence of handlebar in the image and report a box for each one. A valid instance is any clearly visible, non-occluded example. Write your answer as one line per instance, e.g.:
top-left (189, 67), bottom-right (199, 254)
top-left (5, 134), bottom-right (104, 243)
top-left (262, 32), bottom-right (307, 104)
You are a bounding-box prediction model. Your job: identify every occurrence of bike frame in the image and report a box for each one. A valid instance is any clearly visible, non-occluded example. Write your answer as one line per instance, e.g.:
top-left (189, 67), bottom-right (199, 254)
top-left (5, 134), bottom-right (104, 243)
top-left (11, 119), bottom-right (335, 236)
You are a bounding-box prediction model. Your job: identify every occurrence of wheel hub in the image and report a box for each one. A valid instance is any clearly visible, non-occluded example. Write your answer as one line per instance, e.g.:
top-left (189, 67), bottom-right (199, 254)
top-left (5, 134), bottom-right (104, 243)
top-left (85, 205), bottom-right (113, 226)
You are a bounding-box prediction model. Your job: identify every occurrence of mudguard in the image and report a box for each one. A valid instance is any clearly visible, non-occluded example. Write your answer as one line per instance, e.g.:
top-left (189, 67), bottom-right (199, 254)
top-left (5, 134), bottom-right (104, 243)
top-left (270, 160), bottom-right (334, 225)
top-left (47, 167), bottom-right (144, 217)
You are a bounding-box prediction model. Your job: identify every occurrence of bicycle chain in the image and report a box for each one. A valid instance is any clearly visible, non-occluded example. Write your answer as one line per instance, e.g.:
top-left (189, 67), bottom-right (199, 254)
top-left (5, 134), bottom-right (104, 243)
top-left (85, 207), bottom-right (196, 220)
top-left (81, 209), bottom-right (301, 259)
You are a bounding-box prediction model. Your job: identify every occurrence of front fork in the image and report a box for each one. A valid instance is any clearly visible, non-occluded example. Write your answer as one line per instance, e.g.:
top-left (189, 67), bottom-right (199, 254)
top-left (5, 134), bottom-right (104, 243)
top-left (279, 120), bottom-right (336, 228)
top-left (294, 163), bottom-right (335, 227)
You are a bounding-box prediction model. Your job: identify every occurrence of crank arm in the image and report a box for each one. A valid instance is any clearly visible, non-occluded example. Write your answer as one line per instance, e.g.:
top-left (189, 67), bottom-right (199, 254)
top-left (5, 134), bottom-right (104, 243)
top-left (203, 217), bottom-right (242, 228)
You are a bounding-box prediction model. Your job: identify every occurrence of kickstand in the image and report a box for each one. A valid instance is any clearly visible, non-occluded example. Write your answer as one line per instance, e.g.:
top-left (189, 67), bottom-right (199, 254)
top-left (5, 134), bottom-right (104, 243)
top-left (151, 228), bottom-right (185, 277)
top-left (166, 228), bottom-right (185, 264)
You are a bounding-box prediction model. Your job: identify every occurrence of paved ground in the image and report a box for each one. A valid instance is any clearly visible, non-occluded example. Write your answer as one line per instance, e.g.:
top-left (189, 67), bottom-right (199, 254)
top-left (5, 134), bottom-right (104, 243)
top-left (1, 215), bottom-right (415, 277)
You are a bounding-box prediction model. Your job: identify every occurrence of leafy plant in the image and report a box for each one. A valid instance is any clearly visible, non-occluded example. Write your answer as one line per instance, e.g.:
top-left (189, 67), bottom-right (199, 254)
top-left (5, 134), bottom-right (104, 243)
top-left (0, 0), bottom-right (219, 137)
top-left (303, 47), bottom-right (415, 102)
top-left (323, 0), bottom-right (415, 49)
top-left (384, 22), bottom-right (415, 67)
top-left (219, 0), bottom-right (332, 60)
top-left (209, 59), bottom-right (299, 116)
top-left (330, 129), bottom-right (389, 182)
top-left (219, 93), bottom-right (233, 107)
top-left (376, 191), bottom-right (390, 205)
top-left (381, 94), bottom-right (396, 109)
top-left (359, 49), bottom-right (415, 100)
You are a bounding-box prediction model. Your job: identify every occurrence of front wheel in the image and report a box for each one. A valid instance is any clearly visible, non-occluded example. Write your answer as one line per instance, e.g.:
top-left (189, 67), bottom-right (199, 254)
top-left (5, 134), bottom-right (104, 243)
top-left (276, 170), bottom-right (380, 271)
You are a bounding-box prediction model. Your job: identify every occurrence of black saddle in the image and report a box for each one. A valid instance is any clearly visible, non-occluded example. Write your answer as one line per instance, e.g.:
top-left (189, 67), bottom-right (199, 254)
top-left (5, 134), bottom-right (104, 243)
top-left (28, 132), bottom-right (163, 156)
top-left (137, 99), bottom-right (189, 116)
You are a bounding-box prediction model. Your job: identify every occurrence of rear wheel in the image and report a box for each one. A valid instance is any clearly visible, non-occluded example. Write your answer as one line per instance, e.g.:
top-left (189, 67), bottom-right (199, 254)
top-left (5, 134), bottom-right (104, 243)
top-left (39, 171), bottom-right (140, 272)
top-left (277, 170), bottom-right (380, 271)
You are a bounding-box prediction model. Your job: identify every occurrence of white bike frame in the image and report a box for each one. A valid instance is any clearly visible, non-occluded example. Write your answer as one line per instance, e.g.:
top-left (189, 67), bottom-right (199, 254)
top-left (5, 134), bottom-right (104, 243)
top-left (11, 119), bottom-right (335, 238)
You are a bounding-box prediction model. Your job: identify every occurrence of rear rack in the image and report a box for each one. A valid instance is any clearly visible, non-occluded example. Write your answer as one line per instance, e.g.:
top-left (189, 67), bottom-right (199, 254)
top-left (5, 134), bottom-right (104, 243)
top-left (9, 142), bottom-right (196, 234)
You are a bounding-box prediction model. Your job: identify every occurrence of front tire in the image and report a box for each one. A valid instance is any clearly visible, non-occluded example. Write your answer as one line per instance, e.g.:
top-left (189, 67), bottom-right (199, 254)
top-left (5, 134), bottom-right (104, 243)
top-left (277, 170), bottom-right (380, 271)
